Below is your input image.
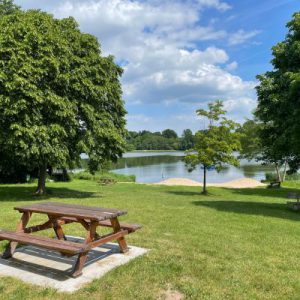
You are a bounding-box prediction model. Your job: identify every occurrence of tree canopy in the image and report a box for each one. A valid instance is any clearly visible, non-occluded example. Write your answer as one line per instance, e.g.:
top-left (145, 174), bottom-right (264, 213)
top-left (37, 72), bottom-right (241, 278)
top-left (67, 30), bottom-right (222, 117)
top-left (0, 8), bottom-right (126, 193)
top-left (184, 100), bottom-right (241, 194)
top-left (237, 119), bottom-right (261, 160)
top-left (255, 12), bottom-right (300, 176)
top-left (126, 129), bottom-right (194, 151)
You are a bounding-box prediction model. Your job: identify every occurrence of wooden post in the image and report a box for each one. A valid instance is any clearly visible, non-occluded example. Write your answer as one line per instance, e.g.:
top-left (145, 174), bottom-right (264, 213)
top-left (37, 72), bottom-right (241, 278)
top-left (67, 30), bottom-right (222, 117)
top-left (110, 217), bottom-right (128, 253)
top-left (72, 221), bottom-right (97, 277)
top-left (2, 212), bottom-right (31, 259)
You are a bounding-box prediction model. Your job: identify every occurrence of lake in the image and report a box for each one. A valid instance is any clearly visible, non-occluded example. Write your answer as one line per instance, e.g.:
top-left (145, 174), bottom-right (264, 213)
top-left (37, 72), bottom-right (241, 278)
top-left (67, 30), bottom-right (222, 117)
top-left (111, 151), bottom-right (274, 183)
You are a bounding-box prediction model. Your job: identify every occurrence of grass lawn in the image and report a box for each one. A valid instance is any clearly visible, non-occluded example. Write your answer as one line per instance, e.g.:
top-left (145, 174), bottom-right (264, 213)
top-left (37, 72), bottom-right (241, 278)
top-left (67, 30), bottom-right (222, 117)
top-left (0, 180), bottom-right (300, 299)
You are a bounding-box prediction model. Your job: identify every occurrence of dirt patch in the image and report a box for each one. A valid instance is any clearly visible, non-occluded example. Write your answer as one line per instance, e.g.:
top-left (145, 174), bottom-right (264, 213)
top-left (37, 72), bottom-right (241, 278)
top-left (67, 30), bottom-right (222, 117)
top-left (158, 287), bottom-right (184, 300)
top-left (155, 177), bottom-right (266, 188)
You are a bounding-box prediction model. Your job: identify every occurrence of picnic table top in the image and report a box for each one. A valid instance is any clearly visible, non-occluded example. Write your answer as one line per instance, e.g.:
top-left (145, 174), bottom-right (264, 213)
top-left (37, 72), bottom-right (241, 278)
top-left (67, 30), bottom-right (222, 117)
top-left (14, 202), bottom-right (127, 221)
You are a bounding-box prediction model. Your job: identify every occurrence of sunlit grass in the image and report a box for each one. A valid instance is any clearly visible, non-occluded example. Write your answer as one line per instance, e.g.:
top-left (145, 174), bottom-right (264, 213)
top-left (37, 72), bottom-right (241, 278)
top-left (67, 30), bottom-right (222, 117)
top-left (0, 180), bottom-right (300, 299)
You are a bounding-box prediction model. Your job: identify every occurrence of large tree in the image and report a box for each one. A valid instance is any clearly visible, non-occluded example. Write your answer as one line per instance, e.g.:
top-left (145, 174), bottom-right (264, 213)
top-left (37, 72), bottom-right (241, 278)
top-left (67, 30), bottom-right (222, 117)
top-left (0, 8), bottom-right (126, 194)
top-left (184, 101), bottom-right (241, 194)
top-left (255, 12), bottom-right (300, 179)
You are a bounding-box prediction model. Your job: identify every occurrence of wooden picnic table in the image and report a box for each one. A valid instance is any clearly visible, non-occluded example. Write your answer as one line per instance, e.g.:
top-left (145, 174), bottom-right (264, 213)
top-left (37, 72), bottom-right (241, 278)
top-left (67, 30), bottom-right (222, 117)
top-left (0, 202), bottom-right (141, 277)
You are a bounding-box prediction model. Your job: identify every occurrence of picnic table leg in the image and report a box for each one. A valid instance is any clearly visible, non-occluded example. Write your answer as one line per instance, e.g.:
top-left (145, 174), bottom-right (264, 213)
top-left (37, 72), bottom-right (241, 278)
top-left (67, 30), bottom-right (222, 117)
top-left (2, 212), bottom-right (31, 259)
top-left (110, 217), bottom-right (129, 253)
top-left (50, 217), bottom-right (67, 241)
top-left (72, 221), bottom-right (97, 278)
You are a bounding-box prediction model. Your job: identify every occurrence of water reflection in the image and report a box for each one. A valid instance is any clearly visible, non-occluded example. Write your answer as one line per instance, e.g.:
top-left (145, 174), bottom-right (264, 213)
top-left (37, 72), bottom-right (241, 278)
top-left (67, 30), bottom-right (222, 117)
top-left (111, 152), bottom-right (274, 183)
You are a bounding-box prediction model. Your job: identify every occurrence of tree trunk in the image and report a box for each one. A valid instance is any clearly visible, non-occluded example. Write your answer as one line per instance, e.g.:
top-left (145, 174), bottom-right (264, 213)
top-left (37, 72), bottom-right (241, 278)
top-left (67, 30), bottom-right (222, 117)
top-left (275, 163), bottom-right (282, 182)
top-left (202, 165), bottom-right (208, 195)
top-left (35, 163), bottom-right (47, 195)
top-left (282, 160), bottom-right (288, 182)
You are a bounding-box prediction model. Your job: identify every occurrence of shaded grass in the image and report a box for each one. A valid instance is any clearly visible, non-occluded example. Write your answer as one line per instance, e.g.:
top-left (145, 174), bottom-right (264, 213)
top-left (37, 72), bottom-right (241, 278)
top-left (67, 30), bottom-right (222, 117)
top-left (0, 180), bottom-right (300, 299)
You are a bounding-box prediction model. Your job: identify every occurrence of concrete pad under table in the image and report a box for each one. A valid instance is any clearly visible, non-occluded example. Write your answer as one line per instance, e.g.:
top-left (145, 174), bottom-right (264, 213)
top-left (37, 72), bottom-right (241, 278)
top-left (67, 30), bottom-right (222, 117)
top-left (0, 236), bottom-right (148, 293)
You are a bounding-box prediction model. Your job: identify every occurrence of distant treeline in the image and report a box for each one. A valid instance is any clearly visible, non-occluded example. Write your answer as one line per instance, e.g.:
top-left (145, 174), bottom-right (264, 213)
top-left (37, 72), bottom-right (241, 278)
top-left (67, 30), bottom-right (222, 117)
top-left (126, 129), bottom-right (195, 151)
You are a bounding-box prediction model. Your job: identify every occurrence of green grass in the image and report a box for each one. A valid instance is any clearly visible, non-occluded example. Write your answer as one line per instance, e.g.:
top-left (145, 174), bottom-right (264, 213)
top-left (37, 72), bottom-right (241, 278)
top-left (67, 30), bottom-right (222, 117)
top-left (0, 180), bottom-right (300, 299)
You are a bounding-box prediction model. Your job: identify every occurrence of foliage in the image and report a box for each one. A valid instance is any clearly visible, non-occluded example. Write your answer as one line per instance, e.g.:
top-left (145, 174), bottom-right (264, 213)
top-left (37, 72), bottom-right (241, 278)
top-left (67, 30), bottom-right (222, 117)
top-left (285, 172), bottom-right (300, 181)
top-left (126, 129), bottom-right (194, 151)
top-left (255, 12), bottom-right (300, 174)
top-left (0, 0), bottom-right (19, 16)
top-left (237, 119), bottom-right (262, 160)
top-left (185, 100), bottom-right (241, 194)
top-left (0, 7), bottom-right (126, 193)
top-left (265, 172), bottom-right (278, 182)
top-left (180, 129), bottom-right (194, 150)
top-left (162, 129), bottom-right (178, 139)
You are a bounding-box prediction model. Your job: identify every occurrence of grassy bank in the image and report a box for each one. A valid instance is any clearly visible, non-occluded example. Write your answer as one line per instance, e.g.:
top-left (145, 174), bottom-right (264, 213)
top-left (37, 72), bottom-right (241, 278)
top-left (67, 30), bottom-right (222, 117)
top-left (0, 180), bottom-right (300, 299)
top-left (72, 171), bottom-right (136, 183)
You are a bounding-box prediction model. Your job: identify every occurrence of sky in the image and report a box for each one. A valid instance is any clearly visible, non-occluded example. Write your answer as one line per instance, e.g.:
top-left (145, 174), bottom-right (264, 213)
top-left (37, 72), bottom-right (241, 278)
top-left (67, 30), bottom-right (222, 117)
top-left (15, 0), bottom-right (300, 134)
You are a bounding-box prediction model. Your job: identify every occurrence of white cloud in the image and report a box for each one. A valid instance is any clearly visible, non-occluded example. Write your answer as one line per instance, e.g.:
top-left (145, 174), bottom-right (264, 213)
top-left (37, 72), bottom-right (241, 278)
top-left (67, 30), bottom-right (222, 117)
top-left (228, 29), bottom-right (261, 45)
top-left (15, 0), bottom-right (260, 130)
top-left (225, 61), bottom-right (238, 71)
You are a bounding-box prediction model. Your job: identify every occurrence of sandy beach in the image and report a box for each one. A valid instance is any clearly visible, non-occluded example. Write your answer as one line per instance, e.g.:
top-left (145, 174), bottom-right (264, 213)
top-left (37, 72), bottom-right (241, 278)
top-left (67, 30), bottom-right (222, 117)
top-left (155, 177), bottom-right (266, 188)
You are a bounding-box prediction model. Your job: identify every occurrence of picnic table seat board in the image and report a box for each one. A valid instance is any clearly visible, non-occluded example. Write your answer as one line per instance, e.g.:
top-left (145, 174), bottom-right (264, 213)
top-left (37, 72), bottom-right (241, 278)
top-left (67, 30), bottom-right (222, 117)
top-left (0, 202), bottom-right (141, 277)
top-left (0, 230), bottom-right (87, 255)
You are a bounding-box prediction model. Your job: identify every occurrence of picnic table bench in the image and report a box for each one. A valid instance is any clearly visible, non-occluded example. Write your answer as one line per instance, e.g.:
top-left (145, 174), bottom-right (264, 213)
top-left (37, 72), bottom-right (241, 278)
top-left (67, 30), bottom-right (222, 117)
top-left (287, 192), bottom-right (300, 211)
top-left (0, 202), bottom-right (141, 277)
top-left (268, 181), bottom-right (281, 188)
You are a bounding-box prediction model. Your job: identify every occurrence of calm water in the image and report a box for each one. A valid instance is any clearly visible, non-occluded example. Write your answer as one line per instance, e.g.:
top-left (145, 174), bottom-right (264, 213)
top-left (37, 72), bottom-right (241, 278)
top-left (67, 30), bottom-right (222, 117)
top-left (111, 151), bottom-right (273, 183)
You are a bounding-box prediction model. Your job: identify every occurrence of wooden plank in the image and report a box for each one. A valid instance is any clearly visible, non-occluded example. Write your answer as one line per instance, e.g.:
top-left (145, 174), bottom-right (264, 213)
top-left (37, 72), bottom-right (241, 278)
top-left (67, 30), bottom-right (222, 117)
top-left (41, 202), bottom-right (126, 214)
top-left (15, 202), bottom-right (127, 222)
top-left (23, 219), bottom-right (54, 233)
top-left (58, 217), bottom-right (141, 233)
top-left (98, 220), bottom-right (141, 233)
top-left (0, 230), bottom-right (87, 255)
top-left (88, 230), bottom-right (128, 249)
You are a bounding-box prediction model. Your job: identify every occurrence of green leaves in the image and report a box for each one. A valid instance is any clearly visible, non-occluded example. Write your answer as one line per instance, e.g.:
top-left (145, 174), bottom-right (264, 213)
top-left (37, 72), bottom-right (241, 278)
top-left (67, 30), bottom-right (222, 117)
top-left (184, 101), bottom-right (241, 189)
top-left (255, 12), bottom-right (300, 170)
top-left (0, 8), bottom-right (126, 178)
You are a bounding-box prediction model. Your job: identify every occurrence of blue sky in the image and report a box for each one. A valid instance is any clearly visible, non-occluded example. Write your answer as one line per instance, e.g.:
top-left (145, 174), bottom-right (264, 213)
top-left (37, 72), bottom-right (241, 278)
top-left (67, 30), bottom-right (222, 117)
top-left (15, 0), bottom-right (300, 134)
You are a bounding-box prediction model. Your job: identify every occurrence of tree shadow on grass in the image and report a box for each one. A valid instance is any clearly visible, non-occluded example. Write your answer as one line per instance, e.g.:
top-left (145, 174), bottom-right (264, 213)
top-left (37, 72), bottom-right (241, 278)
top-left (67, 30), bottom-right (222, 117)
top-left (0, 186), bottom-right (100, 202)
top-left (225, 186), bottom-right (300, 200)
top-left (191, 200), bottom-right (300, 221)
top-left (167, 186), bottom-right (300, 200)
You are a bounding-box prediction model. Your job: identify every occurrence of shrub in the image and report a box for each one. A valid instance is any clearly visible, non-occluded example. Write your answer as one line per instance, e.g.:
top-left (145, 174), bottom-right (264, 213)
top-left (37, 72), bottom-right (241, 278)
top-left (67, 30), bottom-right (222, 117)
top-left (265, 172), bottom-right (277, 182)
top-left (285, 173), bottom-right (300, 181)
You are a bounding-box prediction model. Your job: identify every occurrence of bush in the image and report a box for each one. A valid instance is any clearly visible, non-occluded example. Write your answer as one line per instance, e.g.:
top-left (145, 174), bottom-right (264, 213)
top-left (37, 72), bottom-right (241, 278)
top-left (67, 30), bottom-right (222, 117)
top-left (72, 171), bottom-right (94, 180)
top-left (265, 172), bottom-right (278, 182)
top-left (285, 173), bottom-right (300, 181)
top-left (51, 172), bottom-right (72, 182)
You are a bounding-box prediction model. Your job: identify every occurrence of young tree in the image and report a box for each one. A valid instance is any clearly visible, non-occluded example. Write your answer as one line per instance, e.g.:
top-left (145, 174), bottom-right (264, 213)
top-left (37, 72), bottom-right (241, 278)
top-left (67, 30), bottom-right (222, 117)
top-left (0, 9), bottom-right (126, 194)
top-left (184, 100), bottom-right (241, 194)
top-left (255, 12), bottom-right (300, 180)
